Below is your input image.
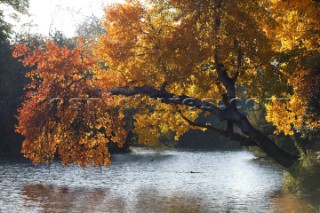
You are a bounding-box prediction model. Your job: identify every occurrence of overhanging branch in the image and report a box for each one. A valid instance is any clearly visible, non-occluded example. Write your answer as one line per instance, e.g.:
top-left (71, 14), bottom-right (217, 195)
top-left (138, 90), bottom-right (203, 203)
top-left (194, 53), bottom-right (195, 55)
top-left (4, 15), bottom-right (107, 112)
top-left (110, 85), bottom-right (226, 120)
top-left (178, 110), bottom-right (256, 147)
top-left (109, 85), bottom-right (298, 167)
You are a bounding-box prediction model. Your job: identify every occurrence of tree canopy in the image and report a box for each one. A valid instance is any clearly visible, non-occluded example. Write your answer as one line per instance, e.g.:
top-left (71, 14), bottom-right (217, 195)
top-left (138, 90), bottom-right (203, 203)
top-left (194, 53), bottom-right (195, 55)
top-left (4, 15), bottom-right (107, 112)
top-left (0, 0), bottom-right (29, 41)
top-left (13, 0), bottom-right (320, 167)
top-left (265, 0), bottom-right (320, 137)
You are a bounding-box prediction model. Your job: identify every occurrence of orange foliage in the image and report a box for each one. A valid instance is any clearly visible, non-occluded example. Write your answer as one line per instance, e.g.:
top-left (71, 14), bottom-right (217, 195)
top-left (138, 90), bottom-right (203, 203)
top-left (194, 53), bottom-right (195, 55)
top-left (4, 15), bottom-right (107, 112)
top-left (13, 40), bottom-right (127, 167)
top-left (13, 0), bottom-right (320, 166)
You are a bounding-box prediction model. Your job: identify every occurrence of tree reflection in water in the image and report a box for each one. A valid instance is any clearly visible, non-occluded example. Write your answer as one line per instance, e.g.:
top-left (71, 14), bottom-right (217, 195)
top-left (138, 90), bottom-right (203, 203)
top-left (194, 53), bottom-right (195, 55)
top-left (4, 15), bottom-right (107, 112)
top-left (22, 184), bottom-right (125, 212)
top-left (4, 150), bottom-right (319, 212)
top-left (22, 185), bottom-right (209, 212)
top-left (134, 188), bottom-right (206, 213)
top-left (269, 192), bottom-right (320, 213)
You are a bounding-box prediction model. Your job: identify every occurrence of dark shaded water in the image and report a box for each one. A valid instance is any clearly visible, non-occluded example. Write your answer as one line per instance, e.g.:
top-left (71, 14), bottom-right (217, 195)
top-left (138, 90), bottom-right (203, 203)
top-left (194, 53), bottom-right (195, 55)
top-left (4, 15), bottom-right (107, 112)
top-left (0, 149), bottom-right (319, 212)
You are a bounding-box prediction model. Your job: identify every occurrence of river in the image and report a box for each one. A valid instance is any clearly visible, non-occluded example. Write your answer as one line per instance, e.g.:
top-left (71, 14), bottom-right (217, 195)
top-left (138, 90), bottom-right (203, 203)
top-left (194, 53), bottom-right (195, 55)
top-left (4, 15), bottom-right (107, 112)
top-left (0, 149), bottom-right (319, 212)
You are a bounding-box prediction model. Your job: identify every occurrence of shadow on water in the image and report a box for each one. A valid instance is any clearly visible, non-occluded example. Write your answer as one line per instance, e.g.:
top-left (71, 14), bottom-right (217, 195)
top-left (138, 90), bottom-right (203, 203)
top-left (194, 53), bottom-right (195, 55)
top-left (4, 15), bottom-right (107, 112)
top-left (110, 152), bottom-right (174, 165)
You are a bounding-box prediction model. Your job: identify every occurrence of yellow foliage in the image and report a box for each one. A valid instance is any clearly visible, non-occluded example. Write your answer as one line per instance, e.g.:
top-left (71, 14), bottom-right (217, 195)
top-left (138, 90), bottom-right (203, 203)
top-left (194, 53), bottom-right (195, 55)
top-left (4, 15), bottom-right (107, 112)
top-left (265, 69), bottom-right (320, 136)
top-left (14, 0), bottom-right (320, 167)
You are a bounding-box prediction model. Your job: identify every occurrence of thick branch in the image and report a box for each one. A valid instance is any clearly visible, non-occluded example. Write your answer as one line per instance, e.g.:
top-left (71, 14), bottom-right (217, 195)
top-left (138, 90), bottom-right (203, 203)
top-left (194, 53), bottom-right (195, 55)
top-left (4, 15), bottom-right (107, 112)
top-left (110, 86), bottom-right (225, 119)
top-left (214, 54), bottom-right (236, 99)
top-left (110, 85), bottom-right (298, 167)
top-left (178, 110), bottom-right (256, 147)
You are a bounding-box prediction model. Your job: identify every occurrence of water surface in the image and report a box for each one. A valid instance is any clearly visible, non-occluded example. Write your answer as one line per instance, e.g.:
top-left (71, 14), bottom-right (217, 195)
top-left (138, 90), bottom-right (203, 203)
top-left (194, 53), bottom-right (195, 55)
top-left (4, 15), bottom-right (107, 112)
top-left (0, 149), bottom-right (319, 212)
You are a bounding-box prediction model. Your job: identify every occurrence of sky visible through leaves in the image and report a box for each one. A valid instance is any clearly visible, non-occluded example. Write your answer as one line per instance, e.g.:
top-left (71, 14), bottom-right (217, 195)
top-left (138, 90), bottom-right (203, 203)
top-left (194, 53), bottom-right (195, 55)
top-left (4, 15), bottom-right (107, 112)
top-left (13, 0), bottom-right (123, 37)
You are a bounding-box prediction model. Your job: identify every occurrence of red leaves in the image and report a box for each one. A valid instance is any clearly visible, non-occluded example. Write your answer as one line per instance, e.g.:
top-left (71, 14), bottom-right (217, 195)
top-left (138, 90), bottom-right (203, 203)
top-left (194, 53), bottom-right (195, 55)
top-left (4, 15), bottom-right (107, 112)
top-left (12, 43), bottom-right (29, 58)
top-left (14, 40), bottom-right (127, 167)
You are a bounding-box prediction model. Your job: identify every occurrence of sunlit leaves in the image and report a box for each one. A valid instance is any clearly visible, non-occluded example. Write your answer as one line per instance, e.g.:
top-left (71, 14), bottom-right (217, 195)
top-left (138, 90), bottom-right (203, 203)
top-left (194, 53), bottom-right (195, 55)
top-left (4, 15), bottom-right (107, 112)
top-left (264, 0), bottom-right (320, 136)
top-left (92, 0), bottom-right (282, 146)
top-left (14, 0), bottom-right (320, 167)
top-left (265, 68), bottom-right (320, 136)
top-left (271, 0), bottom-right (320, 51)
top-left (13, 40), bottom-right (127, 167)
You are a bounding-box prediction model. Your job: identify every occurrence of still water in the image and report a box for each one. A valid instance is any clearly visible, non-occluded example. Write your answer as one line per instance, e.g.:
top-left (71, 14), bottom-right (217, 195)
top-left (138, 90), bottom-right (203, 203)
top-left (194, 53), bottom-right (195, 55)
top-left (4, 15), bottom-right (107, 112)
top-left (0, 149), bottom-right (319, 213)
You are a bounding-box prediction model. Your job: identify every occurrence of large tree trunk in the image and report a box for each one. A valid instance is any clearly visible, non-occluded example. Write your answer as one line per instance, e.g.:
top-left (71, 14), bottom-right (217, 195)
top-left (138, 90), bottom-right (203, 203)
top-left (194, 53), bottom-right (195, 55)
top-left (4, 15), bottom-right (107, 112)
top-left (224, 107), bottom-right (298, 167)
top-left (110, 86), bottom-right (299, 168)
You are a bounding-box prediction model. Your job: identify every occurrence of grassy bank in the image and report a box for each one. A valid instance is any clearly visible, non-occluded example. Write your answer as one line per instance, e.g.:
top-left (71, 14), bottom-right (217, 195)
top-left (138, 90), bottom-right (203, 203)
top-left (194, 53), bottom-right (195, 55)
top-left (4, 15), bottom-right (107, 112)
top-left (283, 150), bottom-right (320, 196)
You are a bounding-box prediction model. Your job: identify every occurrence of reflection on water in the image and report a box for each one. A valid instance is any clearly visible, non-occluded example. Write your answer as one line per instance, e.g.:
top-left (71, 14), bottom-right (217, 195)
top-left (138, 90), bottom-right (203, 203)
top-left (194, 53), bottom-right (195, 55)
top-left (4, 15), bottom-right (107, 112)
top-left (22, 184), bottom-right (125, 213)
top-left (270, 192), bottom-right (320, 213)
top-left (0, 149), bottom-right (319, 212)
top-left (22, 184), bottom-right (207, 213)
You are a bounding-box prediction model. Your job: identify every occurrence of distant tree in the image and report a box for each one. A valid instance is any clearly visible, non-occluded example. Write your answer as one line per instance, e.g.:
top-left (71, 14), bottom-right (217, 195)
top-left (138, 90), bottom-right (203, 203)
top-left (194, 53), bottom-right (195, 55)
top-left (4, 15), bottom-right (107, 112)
top-left (49, 30), bottom-right (77, 49)
top-left (0, 0), bottom-right (29, 41)
top-left (0, 0), bottom-right (29, 154)
top-left (0, 39), bottom-right (28, 155)
top-left (75, 15), bottom-right (105, 41)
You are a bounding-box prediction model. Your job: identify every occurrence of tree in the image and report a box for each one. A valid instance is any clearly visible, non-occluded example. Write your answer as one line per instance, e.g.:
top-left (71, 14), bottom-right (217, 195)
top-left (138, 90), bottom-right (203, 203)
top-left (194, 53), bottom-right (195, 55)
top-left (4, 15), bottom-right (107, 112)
top-left (95, 0), bottom-right (299, 167)
top-left (13, 39), bottom-right (126, 166)
top-left (0, 0), bottom-right (29, 41)
top-left (0, 0), bottom-right (29, 154)
top-left (14, 0), bottom-right (319, 167)
top-left (0, 39), bottom-right (28, 155)
top-left (75, 15), bottom-right (105, 41)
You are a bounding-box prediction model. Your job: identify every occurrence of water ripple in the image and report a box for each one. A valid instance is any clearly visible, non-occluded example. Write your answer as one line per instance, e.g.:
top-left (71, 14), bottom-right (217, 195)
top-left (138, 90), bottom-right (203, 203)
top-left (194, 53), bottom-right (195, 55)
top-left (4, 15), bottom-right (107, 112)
top-left (0, 150), bottom-right (318, 212)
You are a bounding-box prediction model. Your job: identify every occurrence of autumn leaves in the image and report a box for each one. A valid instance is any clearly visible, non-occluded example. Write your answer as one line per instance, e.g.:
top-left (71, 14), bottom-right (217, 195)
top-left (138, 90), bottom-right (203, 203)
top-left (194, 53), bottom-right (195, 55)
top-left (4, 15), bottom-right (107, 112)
top-left (13, 0), bottom-right (320, 166)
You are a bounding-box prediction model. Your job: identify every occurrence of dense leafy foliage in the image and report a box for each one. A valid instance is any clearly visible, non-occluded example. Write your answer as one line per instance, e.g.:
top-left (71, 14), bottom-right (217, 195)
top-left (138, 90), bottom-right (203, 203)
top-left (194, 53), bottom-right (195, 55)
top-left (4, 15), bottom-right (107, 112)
top-left (14, 0), bottom-right (319, 166)
top-left (13, 40), bottom-right (126, 166)
top-left (265, 0), bottom-right (320, 137)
